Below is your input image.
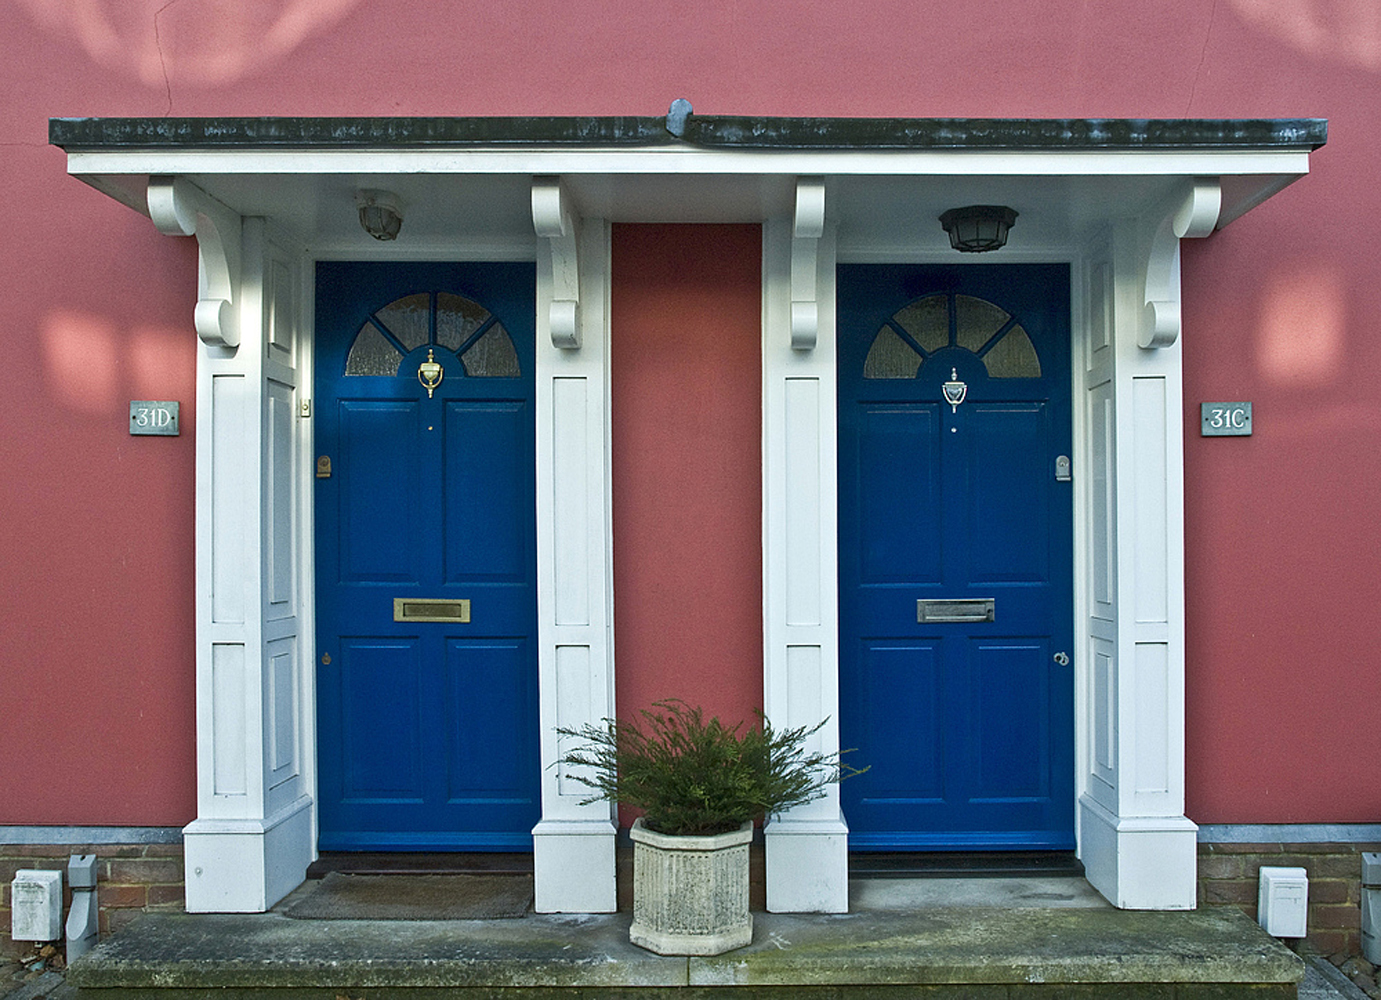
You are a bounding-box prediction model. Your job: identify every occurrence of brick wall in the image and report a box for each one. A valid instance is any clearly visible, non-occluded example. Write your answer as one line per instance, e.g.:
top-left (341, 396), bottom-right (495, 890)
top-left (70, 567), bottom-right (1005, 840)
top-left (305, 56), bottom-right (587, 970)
top-left (1199, 841), bottom-right (1378, 957)
top-left (1, 843), bottom-right (184, 957)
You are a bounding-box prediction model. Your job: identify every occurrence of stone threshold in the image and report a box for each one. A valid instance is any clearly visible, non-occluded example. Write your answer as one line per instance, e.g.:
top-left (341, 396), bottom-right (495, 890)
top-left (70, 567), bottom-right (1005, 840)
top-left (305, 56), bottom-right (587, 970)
top-left (65, 904), bottom-right (1302, 998)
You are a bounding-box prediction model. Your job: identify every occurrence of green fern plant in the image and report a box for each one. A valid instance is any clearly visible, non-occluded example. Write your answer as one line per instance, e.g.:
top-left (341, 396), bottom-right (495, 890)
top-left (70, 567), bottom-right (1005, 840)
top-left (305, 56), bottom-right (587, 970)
top-left (555, 699), bottom-right (864, 836)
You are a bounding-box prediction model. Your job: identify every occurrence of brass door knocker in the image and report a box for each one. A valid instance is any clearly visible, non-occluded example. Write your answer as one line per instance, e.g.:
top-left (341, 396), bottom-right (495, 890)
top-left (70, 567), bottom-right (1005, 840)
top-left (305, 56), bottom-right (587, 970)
top-left (942, 368), bottom-right (968, 413)
top-left (418, 349), bottom-right (443, 398)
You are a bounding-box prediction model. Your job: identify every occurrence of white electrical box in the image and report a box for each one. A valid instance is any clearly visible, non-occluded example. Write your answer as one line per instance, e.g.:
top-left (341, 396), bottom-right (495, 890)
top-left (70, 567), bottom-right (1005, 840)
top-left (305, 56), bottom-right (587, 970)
top-left (11, 869), bottom-right (63, 942)
top-left (1257, 866), bottom-right (1309, 938)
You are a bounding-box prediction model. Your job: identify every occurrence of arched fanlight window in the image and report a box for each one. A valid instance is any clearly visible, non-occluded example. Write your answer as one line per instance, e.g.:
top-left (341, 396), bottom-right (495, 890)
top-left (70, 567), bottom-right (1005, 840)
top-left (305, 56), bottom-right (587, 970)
top-left (863, 293), bottom-right (1041, 380)
top-left (344, 291), bottom-right (521, 378)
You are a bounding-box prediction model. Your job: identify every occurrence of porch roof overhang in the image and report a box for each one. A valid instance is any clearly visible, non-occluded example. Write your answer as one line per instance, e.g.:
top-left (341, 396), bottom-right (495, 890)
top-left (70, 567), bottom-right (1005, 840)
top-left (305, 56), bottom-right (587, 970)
top-left (51, 115), bottom-right (1326, 252)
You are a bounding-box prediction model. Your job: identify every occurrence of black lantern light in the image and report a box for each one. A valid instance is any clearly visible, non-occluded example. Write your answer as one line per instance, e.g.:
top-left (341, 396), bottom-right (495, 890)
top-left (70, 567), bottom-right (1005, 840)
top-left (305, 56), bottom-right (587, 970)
top-left (938, 205), bottom-right (1018, 252)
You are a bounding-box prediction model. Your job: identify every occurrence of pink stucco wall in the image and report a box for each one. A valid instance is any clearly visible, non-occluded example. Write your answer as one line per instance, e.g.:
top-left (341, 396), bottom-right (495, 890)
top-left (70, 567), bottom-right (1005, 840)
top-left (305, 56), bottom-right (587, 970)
top-left (610, 224), bottom-right (765, 761)
top-left (0, 0), bottom-right (1376, 826)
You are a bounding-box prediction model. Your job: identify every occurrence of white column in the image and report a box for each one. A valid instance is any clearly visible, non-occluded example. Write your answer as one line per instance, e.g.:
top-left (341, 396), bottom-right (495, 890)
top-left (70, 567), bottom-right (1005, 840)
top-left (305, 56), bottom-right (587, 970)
top-left (175, 205), bottom-right (313, 912)
top-left (531, 185), bottom-right (618, 913)
top-left (1077, 189), bottom-right (1212, 909)
top-left (762, 189), bottom-right (849, 913)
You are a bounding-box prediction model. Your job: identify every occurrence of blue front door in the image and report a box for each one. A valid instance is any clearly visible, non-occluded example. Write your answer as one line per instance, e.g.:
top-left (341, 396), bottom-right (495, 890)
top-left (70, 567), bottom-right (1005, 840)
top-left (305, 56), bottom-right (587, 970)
top-left (838, 263), bottom-right (1075, 850)
top-left (314, 261), bottom-right (540, 851)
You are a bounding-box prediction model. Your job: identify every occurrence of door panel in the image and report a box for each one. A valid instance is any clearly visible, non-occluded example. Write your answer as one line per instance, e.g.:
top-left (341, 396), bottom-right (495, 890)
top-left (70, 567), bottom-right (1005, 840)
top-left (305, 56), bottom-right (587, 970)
top-left (315, 261), bottom-right (539, 851)
top-left (443, 638), bottom-right (534, 798)
top-left (336, 639), bottom-right (424, 801)
top-left (858, 405), bottom-right (943, 585)
top-left (442, 401), bottom-right (530, 583)
top-left (839, 263), bottom-right (1074, 851)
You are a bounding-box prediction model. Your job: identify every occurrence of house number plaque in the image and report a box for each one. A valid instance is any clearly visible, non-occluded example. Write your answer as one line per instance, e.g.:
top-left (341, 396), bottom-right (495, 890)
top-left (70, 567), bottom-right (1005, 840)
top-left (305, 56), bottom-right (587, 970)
top-left (1201, 402), bottom-right (1252, 437)
top-left (129, 400), bottom-right (179, 436)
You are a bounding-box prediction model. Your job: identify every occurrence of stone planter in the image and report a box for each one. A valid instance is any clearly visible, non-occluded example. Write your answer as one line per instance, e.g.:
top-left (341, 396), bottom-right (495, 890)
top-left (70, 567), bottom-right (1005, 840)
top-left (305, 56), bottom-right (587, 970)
top-left (628, 817), bottom-right (753, 956)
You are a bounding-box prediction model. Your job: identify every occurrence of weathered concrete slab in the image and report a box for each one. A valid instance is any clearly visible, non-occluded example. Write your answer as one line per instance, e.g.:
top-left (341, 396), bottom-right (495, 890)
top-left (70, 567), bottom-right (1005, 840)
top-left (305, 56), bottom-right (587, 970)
top-left (65, 904), bottom-right (1302, 998)
top-left (68, 912), bottom-right (683, 990)
top-left (691, 907), bottom-right (1302, 987)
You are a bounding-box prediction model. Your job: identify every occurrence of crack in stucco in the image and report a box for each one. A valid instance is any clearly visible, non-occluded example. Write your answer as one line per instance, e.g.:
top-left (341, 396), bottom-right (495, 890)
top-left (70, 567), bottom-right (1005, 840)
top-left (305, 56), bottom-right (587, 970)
top-left (153, 0), bottom-right (181, 116)
top-left (1185, 0), bottom-right (1220, 116)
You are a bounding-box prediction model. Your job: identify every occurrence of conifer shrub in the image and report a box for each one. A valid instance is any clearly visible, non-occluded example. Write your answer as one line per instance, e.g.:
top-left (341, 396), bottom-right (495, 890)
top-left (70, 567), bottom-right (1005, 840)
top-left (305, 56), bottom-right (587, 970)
top-left (555, 699), bottom-right (864, 836)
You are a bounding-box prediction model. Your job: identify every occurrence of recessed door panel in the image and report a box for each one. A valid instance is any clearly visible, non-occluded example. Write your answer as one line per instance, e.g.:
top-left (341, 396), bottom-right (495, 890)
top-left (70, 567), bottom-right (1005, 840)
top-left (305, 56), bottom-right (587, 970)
top-left (444, 638), bottom-right (534, 799)
top-left (337, 401), bottom-right (421, 583)
top-left (336, 638), bottom-right (424, 802)
top-left (970, 639), bottom-right (1050, 801)
top-left (965, 403), bottom-right (1050, 584)
top-left (854, 641), bottom-right (944, 802)
top-left (856, 405), bottom-right (943, 586)
top-left (443, 401), bottom-right (531, 584)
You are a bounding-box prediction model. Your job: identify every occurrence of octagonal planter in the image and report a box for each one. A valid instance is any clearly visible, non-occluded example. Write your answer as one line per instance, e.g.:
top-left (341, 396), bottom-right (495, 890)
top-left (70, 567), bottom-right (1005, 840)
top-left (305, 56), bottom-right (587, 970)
top-left (628, 818), bottom-right (754, 956)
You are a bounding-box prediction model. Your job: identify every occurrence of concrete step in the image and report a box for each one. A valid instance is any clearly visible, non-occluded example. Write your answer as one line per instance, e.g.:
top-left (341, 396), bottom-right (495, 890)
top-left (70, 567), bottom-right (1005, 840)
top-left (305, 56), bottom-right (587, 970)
top-left (64, 904), bottom-right (1303, 998)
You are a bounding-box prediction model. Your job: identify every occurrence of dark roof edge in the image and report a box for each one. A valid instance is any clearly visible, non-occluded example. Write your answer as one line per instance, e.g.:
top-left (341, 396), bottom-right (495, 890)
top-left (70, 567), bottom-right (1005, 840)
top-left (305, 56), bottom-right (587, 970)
top-left (49, 116), bottom-right (1328, 152)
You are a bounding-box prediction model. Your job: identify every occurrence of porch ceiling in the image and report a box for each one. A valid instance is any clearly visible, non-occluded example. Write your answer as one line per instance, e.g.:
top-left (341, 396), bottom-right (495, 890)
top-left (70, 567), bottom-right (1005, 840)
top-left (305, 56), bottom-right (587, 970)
top-left (50, 115), bottom-right (1326, 252)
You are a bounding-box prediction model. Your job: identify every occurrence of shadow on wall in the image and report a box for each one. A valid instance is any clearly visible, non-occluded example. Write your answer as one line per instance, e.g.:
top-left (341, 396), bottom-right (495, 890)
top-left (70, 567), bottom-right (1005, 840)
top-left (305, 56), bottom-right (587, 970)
top-left (1228, 0), bottom-right (1381, 71)
top-left (40, 308), bottom-right (193, 420)
top-left (11, 0), bottom-right (364, 87)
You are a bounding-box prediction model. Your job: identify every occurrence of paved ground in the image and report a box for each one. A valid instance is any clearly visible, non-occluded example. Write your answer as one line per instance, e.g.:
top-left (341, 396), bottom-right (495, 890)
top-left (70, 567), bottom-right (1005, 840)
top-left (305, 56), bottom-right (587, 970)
top-left (0, 878), bottom-right (1370, 999)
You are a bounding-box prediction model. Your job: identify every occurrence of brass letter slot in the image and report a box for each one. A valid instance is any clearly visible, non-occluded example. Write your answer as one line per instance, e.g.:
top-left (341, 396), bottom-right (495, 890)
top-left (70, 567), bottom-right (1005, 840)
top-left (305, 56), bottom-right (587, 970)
top-left (394, 598), bottom-right (471, 623)
top-left (917, 598), bottom-right (995, 623)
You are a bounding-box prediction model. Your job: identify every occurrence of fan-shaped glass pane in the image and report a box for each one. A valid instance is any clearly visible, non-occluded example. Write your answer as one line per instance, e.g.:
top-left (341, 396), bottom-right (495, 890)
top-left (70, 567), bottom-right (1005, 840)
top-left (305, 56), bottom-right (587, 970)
top-left (864, 326), bottom-right (923, 379)
top-left (375, 293), bottom-right (430, 351)
top-left (436, 293), bottom-right (491, 352)
top-left (892, 296), bottom-right (949, 353)
top-left (344, 322), bottom-right (403, 376)
top-left (983, 324), bottom-right (1042, 378)
top-left (956, 295), bottom-right (1010, 353)
top-left (461, 322), bottom-right (521, 377)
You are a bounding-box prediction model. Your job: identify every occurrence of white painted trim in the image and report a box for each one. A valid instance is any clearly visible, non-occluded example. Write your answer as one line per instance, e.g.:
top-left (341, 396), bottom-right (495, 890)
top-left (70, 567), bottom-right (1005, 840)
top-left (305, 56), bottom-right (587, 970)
top-left (179, 213), bottom-right (315, 913)
top-left (762, 206), bottom-right (848, 913)
top-left (148, 176), bottom-right (242, 348)
top-left (532, 203), bottom-right (618, 912)
top-left (68, 147), bottom-right (1313, 178)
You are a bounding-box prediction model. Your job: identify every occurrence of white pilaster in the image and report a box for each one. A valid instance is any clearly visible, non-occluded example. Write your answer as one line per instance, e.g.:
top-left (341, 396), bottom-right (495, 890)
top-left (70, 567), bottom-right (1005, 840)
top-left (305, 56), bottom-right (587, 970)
top-left (1076, 188), bottom-right (1212, 909)
top-left (762, 191), bottom-right (849, 914)
top-left (177, 205), bottom-right (313, 912)
top-left (531, 189), bottom-right (618, 913)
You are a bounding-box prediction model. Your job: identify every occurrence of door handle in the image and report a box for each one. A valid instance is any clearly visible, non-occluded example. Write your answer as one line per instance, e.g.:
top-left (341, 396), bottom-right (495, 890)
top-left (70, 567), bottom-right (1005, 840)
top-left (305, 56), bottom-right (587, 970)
top-left (1053, 651), bottom-right (1070, 666)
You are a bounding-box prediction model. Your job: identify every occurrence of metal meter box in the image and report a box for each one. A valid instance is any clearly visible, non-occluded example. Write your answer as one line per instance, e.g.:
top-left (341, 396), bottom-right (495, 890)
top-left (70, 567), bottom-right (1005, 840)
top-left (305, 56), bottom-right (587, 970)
top-left (1258, 866), bottom-right (1309, 938)
top-left (1362, 852), bottom-right (1380, 965)
top-left (11, 869), bottom-right (63, 942)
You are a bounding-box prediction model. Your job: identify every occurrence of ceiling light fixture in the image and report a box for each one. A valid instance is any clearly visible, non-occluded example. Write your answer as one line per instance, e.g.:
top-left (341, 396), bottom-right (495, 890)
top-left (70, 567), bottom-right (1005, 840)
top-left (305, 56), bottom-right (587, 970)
top-left (356, 189), bottom-right (404, 241)
top-left (938, 205), bottom-right (1018, 252)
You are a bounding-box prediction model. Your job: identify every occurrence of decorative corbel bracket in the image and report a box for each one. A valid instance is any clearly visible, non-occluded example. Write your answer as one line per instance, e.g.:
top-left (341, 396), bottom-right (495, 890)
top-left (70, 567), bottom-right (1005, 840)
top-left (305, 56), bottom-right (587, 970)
top-left (147, 176), bottom-right (243, 349)
top-left (532, 177), bottom-right (581, 350)
top-left (1140, 177), bottom-right (1221, 349)
top-left (790, 177), bottom-right (826, 351)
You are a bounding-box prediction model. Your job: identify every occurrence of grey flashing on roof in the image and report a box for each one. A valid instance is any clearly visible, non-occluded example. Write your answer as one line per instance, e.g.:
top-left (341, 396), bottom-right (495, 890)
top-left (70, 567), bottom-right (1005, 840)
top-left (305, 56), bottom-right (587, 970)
top-left (49, 115), bottom-right (1327, 153)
